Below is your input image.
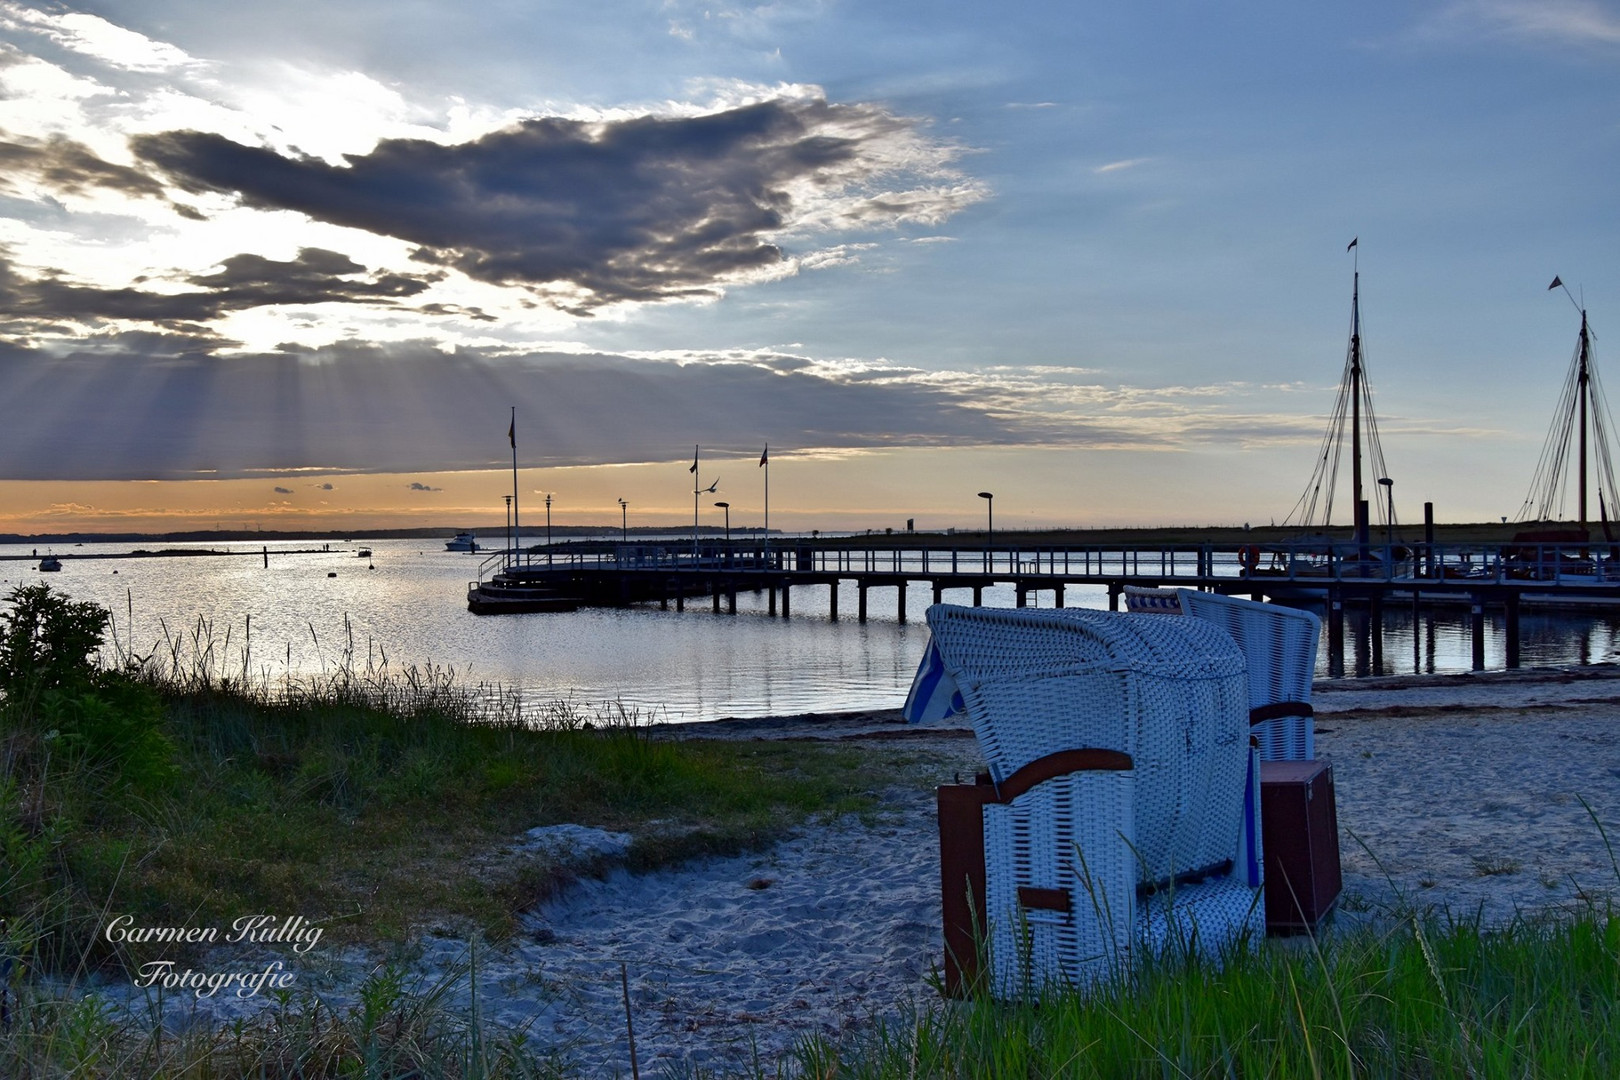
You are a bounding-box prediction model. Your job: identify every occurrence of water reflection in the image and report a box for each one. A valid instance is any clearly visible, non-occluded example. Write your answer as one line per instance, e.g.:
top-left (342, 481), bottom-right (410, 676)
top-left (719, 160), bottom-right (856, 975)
top-left (5, 540), bottom-right (1620, 722)
top-left (1321, 602), bottom-right (1620, 677)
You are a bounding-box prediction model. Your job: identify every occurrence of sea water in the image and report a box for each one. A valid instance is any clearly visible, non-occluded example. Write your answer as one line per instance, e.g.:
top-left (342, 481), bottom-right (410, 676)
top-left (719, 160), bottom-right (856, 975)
top-left (4, 538), bottom-right (1619, 723)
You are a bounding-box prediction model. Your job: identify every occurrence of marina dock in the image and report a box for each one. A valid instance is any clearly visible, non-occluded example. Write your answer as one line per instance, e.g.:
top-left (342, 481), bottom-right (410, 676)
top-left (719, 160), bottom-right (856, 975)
top-left (474, 536), bottom-right (1620, 676)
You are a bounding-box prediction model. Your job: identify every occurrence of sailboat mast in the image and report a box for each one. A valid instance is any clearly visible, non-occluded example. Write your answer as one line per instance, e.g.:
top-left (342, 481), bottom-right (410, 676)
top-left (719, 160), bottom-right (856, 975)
top-left (1580, 309), bottom-right (1591, 530)
top-left (1350, 271), bottom-right (1364, 518)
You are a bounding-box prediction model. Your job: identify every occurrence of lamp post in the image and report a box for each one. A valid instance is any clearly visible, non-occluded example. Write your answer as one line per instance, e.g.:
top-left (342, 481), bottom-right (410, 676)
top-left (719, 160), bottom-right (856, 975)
top-left (1378, 477), bottom-right (1394, 564)
top-left (978, 491), bottom-right (994, 572)
top-left (504, 494), bottom-right (513, 567)
top-left (715, 501), bottom-right (730, 544)
top-left (618, 498), bottom-right (628, 544)
top-left (545, 492), bottom-right (553, 566)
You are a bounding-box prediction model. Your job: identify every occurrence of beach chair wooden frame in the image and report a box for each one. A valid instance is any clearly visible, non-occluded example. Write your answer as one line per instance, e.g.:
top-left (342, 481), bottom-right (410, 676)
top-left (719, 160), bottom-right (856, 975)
top-left (925, 604), bottom-right (1264, 996)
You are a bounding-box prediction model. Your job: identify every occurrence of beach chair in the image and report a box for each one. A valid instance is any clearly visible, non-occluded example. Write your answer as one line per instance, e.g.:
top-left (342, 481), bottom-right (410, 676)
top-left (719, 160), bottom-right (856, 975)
top-left (916, 604), bottom-right (1263, 995)
top-left (1174, 590), bottom-right (1321, 761)
top-left (1122, 587), bottom-right (1321, 761)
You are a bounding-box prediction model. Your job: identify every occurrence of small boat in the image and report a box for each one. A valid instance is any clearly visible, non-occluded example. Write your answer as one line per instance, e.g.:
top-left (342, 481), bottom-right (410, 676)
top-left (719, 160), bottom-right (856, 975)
top-left (445, 531), bottom-right (480, 552)
top-left (37, 555), bottom-right (61, 572)
top-left (356, 548), bottom-right (372, 558)
top-left (467, 575), bottom-right (578, 614)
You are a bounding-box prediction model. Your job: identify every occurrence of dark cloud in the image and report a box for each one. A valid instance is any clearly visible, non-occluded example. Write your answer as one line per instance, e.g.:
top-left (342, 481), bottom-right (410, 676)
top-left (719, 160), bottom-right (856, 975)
top-left (407, 482), bottom-right (441, 491)
top-left (132, 98), bottom-right (969, 311)
top-left (0, 336), bottom-right (1110, 481)
top-left (0, 134), bottom-right (170, 201)
top-left (273, 486), bottom-right (293, 494)
top-left (0, 249), bottom-right (439, 331)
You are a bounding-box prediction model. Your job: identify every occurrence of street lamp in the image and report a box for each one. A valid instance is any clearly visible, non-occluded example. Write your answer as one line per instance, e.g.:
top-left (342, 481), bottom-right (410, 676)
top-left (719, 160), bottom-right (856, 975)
top-left (1377, 477), bottom-right (1394, 558)
top-left (978, 491), bottom-right (994, 571)
top-left (618, 497), bottom-right (628, 544)
top-left (545, 492), bottom-right (553, 566)
top-left (714, 501), bottom-right (731, 544)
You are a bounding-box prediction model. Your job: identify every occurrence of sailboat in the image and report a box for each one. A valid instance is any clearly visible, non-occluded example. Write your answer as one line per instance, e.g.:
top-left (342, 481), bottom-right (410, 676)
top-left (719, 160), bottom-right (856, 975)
top-left (1511, 280), bottom-right (1620, 580)
top-left (1275, 241), bottom-right (1400, 578)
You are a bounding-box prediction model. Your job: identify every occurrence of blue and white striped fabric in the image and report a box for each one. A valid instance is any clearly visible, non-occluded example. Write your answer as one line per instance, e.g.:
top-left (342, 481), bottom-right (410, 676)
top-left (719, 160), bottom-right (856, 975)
top-left (1237, 746), bottom-right (1263, 887)
top-left (903, 638), bottom-right (965, 723)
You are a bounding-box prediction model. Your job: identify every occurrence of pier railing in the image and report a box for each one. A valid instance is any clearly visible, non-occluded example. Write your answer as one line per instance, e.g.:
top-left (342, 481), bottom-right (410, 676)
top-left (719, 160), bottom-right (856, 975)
top-left (480, 538), bottom-right (1620, 589)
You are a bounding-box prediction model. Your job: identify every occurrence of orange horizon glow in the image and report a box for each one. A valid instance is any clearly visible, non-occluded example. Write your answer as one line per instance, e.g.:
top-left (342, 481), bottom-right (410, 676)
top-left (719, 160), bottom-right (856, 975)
top-left (0, 442), bottom-right (1521, 536)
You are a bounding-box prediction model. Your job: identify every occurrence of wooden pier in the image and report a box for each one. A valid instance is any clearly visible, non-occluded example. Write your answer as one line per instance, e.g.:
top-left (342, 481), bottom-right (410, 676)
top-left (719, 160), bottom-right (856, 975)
top-left (480, 538), bottom-right (1620, 675)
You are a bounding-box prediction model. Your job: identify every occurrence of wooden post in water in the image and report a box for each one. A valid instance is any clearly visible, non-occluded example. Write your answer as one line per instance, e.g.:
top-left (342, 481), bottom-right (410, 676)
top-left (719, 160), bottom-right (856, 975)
top-left (1108, 582), bottom-right (1122, 611)
top-left (896, 582), bottom-right (907, 623)
top-left (1505, 591), bottom-right (1521, 669)
top-left (263, 545), bottom-right (268, 568)
top-left (1054, 582), bottom-right (1065, 607)
top-left (1470, 595), bottom-right (1486, 671)
top-left (972, 585), bottom-right (983, 607)
top-left (933, 581), bottom-right (944, 604)
top-left (1369, 594), bottom-right (1384, 674)
top-left (781, 583), bottom-right (790, 618)
top-left (767, 584), bottom-right (776, 616)
top-left (828, 581), bottom-right (838, 620)
top-left (858, 582), bottom-right (868, 623)
top-left (1328, 587), bottom-right (1345, 678)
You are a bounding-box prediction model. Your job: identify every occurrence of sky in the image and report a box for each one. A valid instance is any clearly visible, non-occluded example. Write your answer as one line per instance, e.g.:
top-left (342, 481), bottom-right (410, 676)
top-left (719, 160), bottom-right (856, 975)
top-left (2, 0), bottom-right (1618, 535)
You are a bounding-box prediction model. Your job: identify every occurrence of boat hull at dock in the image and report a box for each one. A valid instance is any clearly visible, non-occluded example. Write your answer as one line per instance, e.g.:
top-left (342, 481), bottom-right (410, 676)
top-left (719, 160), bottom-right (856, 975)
top-left (467, 576), bottom-right (579, 614)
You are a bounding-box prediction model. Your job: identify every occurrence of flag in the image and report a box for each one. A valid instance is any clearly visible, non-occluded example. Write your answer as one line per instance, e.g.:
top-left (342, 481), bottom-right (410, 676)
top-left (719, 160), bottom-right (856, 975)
top-left (689, 445), bottom-right (698, 474)
top-left (759, 444), bottom-right (768, 468)
top-left (507, 413), bottom-right (515, 449)
top-left (1346, 237), bottom-right (1357, 251)
top-left (1549, 276), bottom-right (1563, 291)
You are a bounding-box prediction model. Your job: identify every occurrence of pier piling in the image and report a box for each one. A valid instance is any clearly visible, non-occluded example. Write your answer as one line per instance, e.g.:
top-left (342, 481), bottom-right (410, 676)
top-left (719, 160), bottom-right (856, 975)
top-left (1471, 597), bottom-right (1486, 671)
top-left (1328, 590), bottom-right (1345, 678)
top-left (1505, 593), bottom-right (1521, 668)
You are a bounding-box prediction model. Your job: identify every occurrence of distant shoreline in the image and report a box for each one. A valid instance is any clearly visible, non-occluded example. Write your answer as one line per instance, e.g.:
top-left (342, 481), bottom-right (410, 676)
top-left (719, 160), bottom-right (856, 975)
top-left (0, 520), bottom-right (1565, 546)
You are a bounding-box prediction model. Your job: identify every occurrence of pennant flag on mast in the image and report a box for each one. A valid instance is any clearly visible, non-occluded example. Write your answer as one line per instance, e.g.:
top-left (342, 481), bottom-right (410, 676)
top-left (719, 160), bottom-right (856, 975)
top-left (759, 444), bottom-right (768, 467)
top-left (1346, 237), bottom-right (1357, 251)
top-left (689, 445), bottom-right (698, 474)
top-left (1549, 276), bottom-right (1563, 291)
top-left (507, 413), bottom-right (515, 448)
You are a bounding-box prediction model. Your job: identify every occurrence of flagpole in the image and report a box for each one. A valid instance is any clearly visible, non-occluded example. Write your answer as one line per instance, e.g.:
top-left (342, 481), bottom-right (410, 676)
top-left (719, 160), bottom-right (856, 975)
top-left (509, 406), bottom-right (519, 569)
top-left (761, 444), bottom-right (769, 554)
top-left (692, 444), bottom-right (700, 558)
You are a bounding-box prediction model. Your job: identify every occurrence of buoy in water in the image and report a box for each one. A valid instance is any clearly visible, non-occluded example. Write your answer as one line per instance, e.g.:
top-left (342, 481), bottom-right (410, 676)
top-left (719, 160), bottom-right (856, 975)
top-left (327, 571), bottom-right (337, 578)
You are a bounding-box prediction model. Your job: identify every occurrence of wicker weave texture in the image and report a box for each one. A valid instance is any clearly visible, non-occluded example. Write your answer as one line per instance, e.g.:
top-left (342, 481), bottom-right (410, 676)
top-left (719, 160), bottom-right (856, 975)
top-left (982, 772), bottom-right (1136, 994)
top-left (1138, 875), bottom-right (1266, 958)
top-left (925, 605), bottom-right (1249, 882)
top-left (1176, 591), bottom-right (1321, 760)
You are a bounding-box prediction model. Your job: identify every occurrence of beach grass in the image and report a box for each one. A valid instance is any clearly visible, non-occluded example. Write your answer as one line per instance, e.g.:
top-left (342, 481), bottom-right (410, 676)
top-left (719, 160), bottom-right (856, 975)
top-left (0, 584), bottom-right (902, 982)
top-left (798, 904), bottom-right (1620, 1078)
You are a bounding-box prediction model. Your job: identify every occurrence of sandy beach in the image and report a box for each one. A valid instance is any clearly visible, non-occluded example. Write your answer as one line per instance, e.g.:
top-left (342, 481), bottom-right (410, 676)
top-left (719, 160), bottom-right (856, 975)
top-left (86, 665), bottom-right (1620, 1077)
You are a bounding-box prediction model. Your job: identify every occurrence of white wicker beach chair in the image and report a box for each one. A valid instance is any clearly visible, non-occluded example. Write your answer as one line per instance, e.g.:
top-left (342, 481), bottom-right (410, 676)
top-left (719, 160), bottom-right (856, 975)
top-left (922, 604), bottom-right (1264, 995)
top-left (1174, 590), bottom-right (1321, 761)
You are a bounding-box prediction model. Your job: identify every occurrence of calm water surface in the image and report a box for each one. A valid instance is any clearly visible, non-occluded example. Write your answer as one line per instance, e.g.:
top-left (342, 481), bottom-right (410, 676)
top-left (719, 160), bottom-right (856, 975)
top-left (5, 538), bottom-right (1619, 723)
